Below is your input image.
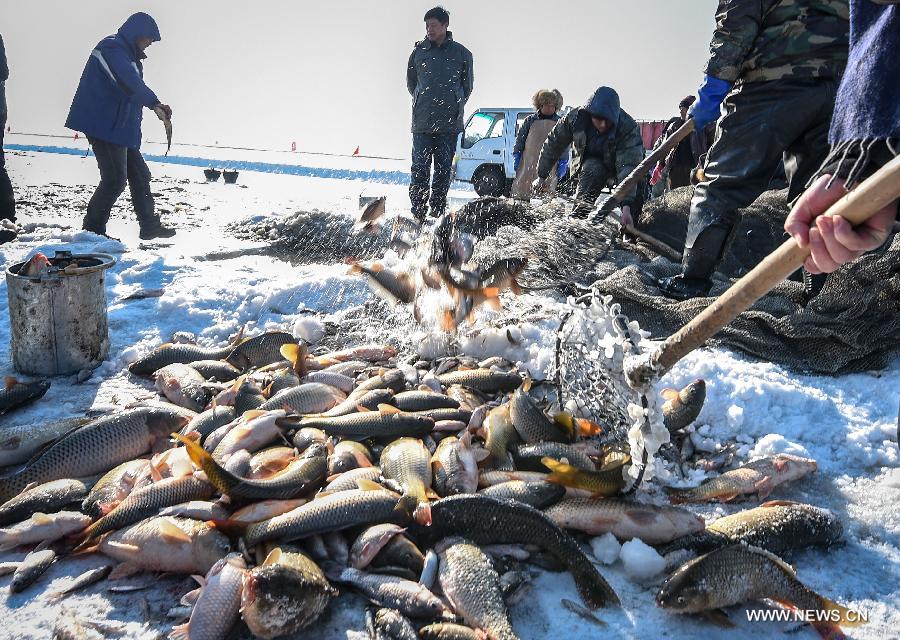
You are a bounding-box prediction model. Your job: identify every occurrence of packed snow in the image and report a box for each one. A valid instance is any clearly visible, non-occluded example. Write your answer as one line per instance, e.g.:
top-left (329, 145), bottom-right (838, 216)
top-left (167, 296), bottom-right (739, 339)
top-left (0, 147), bottom-right (897, 639)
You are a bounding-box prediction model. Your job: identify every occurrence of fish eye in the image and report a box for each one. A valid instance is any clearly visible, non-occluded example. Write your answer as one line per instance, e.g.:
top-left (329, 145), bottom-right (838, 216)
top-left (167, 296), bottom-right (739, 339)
top-left (677, 596), bottom-right (686, 605)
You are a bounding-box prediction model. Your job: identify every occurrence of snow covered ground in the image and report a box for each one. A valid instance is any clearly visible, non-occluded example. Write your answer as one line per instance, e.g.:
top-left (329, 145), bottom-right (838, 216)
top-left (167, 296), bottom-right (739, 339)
top-left (0, 148), bottom-right (897, 639)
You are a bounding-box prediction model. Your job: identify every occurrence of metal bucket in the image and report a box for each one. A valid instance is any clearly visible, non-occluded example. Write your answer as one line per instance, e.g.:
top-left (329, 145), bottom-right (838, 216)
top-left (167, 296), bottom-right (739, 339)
top-left (6, 250), bottom-right (116, 376)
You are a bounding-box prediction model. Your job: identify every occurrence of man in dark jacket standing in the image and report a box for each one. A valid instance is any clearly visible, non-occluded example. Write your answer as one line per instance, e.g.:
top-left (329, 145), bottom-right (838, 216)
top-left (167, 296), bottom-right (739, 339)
top-left (0, 33), bottom-right (15, 228)
top-left (66, 12), bottom-right (175, 240)
top-left (660, 0), bottom-right (849, 300)
top-left (533, 86), bottom-right (644, 222)
top-left (407, 6), bottom-right (473, 223)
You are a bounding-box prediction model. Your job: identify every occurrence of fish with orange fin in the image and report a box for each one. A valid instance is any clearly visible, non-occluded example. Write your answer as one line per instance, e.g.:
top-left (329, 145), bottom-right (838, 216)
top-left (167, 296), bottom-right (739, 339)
top-left (661, 379), bottom-right (706, 432)
top-left (347, 259), bottom-right (417, 305)
top-left (541, 456), bottom-right (627, 497)
top-left (280, 343), bottom-right (309, 378)
top-left (666, 454), bottom-right (817, 504)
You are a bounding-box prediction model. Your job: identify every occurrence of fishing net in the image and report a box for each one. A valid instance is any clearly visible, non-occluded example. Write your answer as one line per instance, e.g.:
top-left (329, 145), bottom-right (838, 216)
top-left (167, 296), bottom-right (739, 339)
top-left (554, 290), bottom-right (668, 485)
top-left (458, 190), bottom-right (900, 375)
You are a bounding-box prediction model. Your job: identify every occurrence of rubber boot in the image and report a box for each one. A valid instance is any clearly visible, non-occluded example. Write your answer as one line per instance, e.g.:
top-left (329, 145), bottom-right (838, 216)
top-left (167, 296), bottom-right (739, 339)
top-left (659, 224), bottom-right (734, 301)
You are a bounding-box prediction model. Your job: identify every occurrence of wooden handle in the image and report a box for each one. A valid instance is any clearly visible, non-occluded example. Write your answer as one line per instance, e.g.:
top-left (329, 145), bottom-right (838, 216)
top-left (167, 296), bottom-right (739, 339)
top-left (598, 119), bottom-right (696, 213)
top-left (649, 153), bottom-right (900, 377)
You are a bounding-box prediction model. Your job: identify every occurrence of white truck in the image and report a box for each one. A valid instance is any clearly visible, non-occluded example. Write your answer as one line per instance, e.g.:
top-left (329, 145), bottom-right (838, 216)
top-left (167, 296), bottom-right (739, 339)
top-left (453, 107), bottom-right (573, 197)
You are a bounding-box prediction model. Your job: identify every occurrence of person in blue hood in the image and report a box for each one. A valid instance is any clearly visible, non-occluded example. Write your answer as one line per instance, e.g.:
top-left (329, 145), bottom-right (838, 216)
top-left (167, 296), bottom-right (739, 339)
top-left (66, 12), bottom-right (175, 240)
top-left (0, 33), bottom-right (16, 234)
top-left (533, 86), bottom-right (644, 222)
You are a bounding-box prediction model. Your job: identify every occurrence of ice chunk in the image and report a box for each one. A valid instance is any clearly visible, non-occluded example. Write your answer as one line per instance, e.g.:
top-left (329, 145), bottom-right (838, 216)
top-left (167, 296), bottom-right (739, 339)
top-left (750, 433), bottom-right (811, 459)
top-left (292, 316), bottom-right (325, 344)
top-left (590, 533), bottom-right (621, 565)
top-left (620, 539), bottom-right (665, 582)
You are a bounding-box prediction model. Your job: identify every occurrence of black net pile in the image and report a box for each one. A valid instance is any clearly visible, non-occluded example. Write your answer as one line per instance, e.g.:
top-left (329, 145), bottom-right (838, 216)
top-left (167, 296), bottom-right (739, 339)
top-left (460, 190), bottom-right (900, 375)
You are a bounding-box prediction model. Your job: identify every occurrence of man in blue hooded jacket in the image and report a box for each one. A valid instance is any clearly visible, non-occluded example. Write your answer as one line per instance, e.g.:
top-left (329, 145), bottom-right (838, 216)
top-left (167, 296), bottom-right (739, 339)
top-left (533, 86), bottom-right (644, 221)
top-left (0, 33), bottom-right (15, 230)
top-left (66, 12), bottom-right (175, 240)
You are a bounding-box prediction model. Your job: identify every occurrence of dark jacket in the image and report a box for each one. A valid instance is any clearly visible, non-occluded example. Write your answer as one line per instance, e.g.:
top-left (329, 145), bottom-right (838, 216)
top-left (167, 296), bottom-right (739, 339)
top-left (817, 0), bottom-right (899, 187)
top-left (537, 87), bottom-right (644, 201)
top-left (705, 0), bottom-right (849, 84)
top-left (0, 34), bottom-right (8, 83)
top-left (513, 111), bottom-right (560, 155)
top-left (65, 13), bottom-right (161, 149)
top-left (407, 32), bottom-right (474, 134)
top-left (0, 34), bottom-right (8, 118)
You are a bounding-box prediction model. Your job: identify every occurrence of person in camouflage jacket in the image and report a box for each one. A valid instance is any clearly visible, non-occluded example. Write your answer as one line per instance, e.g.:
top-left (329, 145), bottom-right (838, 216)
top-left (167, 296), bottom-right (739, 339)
top-left (534, 86), bottom-right (644, 220)
top-left (660, 0), bottom-right (849, 300)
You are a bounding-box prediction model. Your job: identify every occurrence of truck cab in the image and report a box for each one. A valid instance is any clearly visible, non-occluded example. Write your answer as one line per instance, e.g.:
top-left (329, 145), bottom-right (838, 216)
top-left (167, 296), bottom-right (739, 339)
top-left (452, 107), bottom-right (532, 197)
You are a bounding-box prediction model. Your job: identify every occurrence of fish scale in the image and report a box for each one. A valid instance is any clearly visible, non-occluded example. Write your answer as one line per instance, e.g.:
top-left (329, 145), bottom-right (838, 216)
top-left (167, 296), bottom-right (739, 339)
top-left (0, 407), bottom-right (187, 503)
top-left (244, 488), bottom-right (409, 546)
top-left (381, 438), bottom-right (431, 504)
top-left (170, 554), bottom-right (246, 640)
top-left (417, 494), bottom-right (619, 608)
top-left (509, 385), bottom-right (568, 444)
top-left (437, 539), bottom-right (517, 640)
top-left (0, 477), bottom-right (96, 527)
top-left (657, 543), bottom-right (858, 622)
top-left (259, 382), bottom-right (345, 413)
top-left (339, 568), bottom-right (448, 618)
top-left (658, 501), bottom-right (843, 558)
top-left (129, 344), bottom-right (235, 376)
top-left (291, 412), bottom-right (434, 440)
top-left (81, 475), bottom-right (214, 542)
top-left (226, 331), bottom-right (297, 370)
top-left (437, 370), bottom-right (522, 394)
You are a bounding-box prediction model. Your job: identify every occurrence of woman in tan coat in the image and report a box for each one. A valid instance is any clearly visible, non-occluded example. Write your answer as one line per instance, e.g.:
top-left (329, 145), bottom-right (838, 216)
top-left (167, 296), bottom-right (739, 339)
top-left (510, 89), bottom-right (566, 200)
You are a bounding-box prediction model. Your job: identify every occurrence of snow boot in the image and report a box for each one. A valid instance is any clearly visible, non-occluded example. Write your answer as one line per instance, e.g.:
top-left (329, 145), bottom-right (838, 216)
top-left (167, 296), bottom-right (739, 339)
top-left (659, 224), bottom-right (734, 301)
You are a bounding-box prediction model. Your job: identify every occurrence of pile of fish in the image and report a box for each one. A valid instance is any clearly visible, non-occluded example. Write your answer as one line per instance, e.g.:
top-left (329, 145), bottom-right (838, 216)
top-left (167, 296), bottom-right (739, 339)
top-left (0, 329), bottom-right (862, 639)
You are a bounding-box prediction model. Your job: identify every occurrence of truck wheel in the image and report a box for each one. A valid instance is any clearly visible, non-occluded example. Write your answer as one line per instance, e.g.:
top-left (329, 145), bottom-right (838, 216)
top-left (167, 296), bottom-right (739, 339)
top-left (473, 166), bottom-right (505, 197)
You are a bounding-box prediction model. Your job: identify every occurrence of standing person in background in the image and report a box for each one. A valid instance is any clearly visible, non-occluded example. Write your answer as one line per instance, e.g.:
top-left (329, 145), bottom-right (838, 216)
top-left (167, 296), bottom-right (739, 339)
top-left (659, 0), bottom-right (849, 300)
top-left (66, 12), bottom-right (175, 240)
top-left (510, 89), bottom-right (566, 200)
top-left (407, 6), bottom-right (474, 223)
top-left (533, 86), bottom-right (644, 225)
top-left (784, 0), bottom-right (898, 275)
top-left (650, 95), bottom-right (697, 192)
top-left (0, 33), bottom-right (16, 237)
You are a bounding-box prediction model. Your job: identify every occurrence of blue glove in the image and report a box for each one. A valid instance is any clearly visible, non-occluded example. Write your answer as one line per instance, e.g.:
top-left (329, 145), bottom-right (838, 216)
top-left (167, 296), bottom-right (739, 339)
top-left (689, 75), bottom-right (733, 129)
top-left (513, 152), bottom-right (521, 172)
top-left (556, 157), bottom-right (569, 180)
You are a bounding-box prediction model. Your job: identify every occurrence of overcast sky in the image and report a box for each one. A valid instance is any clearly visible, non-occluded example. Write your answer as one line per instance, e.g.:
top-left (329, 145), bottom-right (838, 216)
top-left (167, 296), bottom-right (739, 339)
top-left (3, 0), bottom-right (717, 158)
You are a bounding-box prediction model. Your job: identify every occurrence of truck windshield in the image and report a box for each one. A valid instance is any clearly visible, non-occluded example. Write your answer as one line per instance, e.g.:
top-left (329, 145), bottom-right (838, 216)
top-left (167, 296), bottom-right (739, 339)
top-left (462, 112), bottom-right (504, 149)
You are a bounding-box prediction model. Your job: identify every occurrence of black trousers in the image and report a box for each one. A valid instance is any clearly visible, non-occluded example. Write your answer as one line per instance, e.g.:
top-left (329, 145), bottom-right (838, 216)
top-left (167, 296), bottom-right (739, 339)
top-left (410, 132), bottom-right (457, 221)
top-left (686, 78), bottom-right (836, 249)
top-left (83, 137), bottom-right (157, 234)
top-left (0, 85), bottom-right (15, 221)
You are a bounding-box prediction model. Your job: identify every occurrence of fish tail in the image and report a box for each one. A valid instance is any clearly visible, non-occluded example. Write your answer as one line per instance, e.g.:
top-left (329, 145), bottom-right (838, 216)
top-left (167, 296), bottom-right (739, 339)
top-left (168, 622), bottom-right (190, 640)
top-left (820, 596), bottom-right (865, 627)
top-left (542, 457), bottom-right (582, 486)
top-left (172, 432), bottom-right (236, 495)
top-left (207, 519), bottom-right (250, 537)
top-left (572, 561), bottom-right (620, 609)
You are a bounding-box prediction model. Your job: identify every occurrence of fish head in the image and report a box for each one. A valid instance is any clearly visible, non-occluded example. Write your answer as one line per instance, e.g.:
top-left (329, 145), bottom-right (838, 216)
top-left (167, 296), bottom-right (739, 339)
top-left (772, 454), bottom-right (817, 477)
top-left (146, 407), bottom-right (193, 442)
top-left (680, 379), bottom-right (706, 406)
top-left (655, 561), bottom-right (714, 613)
